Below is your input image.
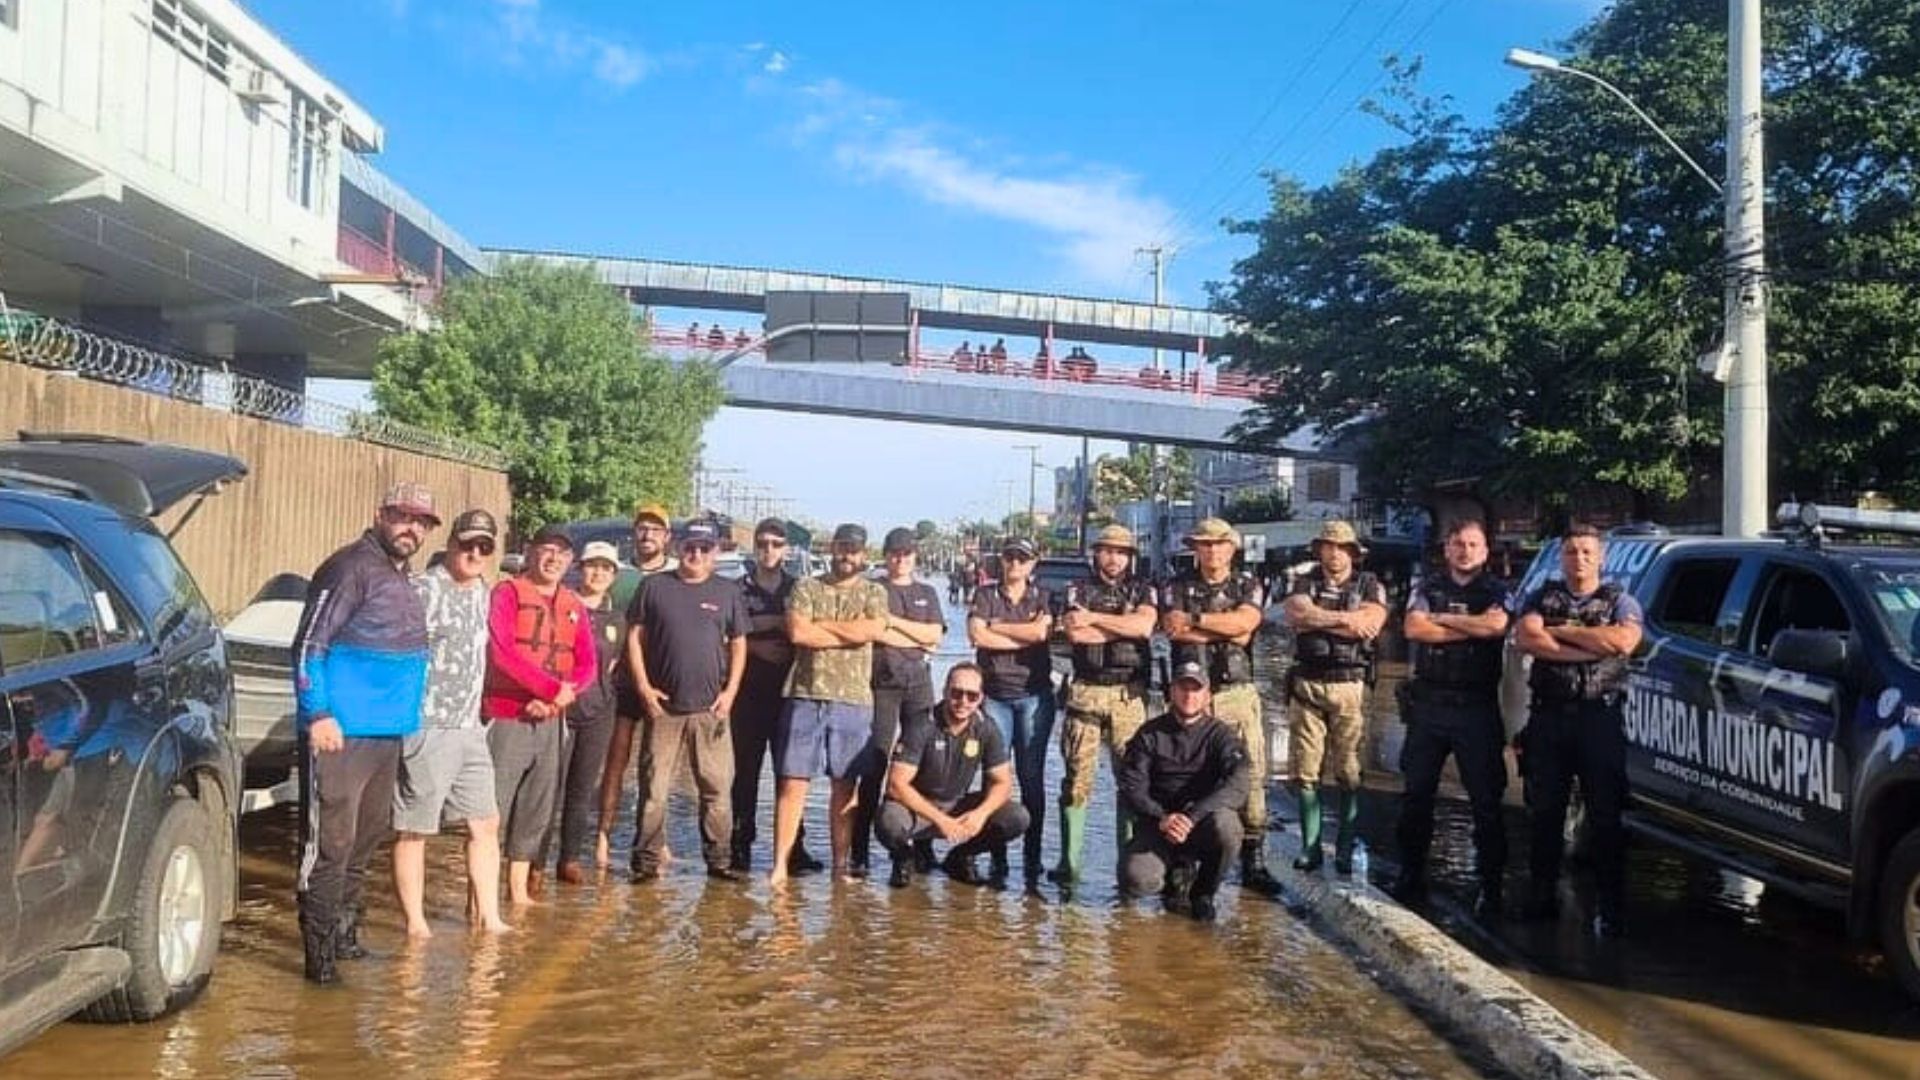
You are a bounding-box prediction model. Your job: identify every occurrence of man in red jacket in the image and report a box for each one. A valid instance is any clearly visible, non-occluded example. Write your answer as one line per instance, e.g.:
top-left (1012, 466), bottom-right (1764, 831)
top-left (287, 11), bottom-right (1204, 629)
top-left (486, 524), bottom-right (597, 907)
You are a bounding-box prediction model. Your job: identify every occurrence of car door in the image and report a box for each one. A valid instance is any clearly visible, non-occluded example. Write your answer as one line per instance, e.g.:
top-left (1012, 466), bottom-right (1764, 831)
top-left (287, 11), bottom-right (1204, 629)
top-left (1625, 553), bottom-right (1749, 814)
top-left (0, 527), bottom-right (148, 958)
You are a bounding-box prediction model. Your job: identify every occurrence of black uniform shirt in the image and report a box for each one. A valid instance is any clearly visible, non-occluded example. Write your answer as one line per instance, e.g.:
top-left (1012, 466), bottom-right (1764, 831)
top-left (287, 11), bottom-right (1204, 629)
top-left (969, 582), bottom-right (1054, 700)
top-left (873, 579), bottom-right (946, 693)
top-left (891, 706), bottom-right (1009, 804)
top-left (1118, 712), bottom-right (1251, 824)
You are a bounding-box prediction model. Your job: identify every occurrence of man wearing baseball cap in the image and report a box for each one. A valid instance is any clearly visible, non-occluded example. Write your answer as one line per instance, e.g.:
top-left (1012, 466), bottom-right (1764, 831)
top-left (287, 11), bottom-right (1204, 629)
top-left (768, 523), bottom-right (889, 888)
top-left (392, 508), bottom-right (512, 938)
top-left (1117, 661), bottom-right (1250, 921)
top-left (1054, 523), bottom-right (1158, 886)
top-left (485, 524), bottom-right (597, 907)
top-left (1161, 517), bottom-right (1281, 895)
top-left (854, 526), bottom-right (947, 874)
top-left (967, 535), bottom-right (1056, 885)
top-left (291, 482), bottom-right (438, 982)
top-left (1280, 520), bottom-right (1387, 874)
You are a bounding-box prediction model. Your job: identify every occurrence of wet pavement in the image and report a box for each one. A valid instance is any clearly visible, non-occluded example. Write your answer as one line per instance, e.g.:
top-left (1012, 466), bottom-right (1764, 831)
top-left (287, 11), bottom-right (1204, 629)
top-left (6, 618), bottom-right (1498, 1079)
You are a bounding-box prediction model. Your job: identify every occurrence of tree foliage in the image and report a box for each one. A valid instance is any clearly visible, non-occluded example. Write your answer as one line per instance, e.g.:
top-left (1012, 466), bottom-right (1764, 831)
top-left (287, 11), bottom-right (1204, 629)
top-left (1093, 445), bottom-right (1194, 508)
top-left (1221, 488), bottom-right (1294, 525)
top-left (372, 258), bottom-right (724, 534)
top-left (1216, 0), bottom-right (1920, 512)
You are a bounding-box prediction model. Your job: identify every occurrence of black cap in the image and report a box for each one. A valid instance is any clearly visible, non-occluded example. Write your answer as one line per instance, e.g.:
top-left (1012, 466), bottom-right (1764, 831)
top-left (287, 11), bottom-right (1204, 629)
top-left (1171, 660), bottom-right (1210, 687)
top-left (831, 523), bottom-right (867, 548)
top-left (1001, 536), bottom-right (1038, 560)
top-left (528, 524), bottom-right (573, 551)
top-left (451, 508), bottom-right (499, 541)
top-left (883, 527), bottom-right (917, 554)
top-left (754, 517), bottom-right (788, 540)
top-left (680, 521), bottom-right (720, 546)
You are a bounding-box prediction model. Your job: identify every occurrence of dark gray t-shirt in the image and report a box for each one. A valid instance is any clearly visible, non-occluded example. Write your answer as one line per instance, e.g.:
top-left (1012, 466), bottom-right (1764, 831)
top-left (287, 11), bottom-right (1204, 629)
top-left (891, 707), bottom-right (1010, 804)
top-left (873, 579), bottom-right (945, 694)
top-left (628, 572), bottom-right (751, 714)
top-left (413, 565), bottom-right (490, 730)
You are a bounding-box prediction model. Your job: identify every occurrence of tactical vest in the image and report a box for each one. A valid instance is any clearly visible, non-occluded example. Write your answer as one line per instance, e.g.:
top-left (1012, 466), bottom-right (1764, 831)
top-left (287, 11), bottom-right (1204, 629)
top-left (1167, 572), bottom-right (1261, 686)
top-left (1411, 573), bottom-right (1506, 691)
top-left (1528, 581), bottom-right (1628, 703)
top-left (495, 576), bottom-right (585, 683)
top-left (1065, 576), bottom-right (1150, 684)
top-left (1292, 568), bottom-right (1379, 679)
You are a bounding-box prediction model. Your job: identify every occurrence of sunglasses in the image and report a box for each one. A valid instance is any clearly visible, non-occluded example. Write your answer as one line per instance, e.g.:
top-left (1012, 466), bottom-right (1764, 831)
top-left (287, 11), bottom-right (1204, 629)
top-left (755, 539), bottom-right (787, 550)
top-left (681, 542), bottom-right (715, 554)
top-left (1001, 552), bottom-right (1035, 563)
top-left (456, 538), bottom-right (496, 556)
top-left (946, 688), bottom-right (983, 702)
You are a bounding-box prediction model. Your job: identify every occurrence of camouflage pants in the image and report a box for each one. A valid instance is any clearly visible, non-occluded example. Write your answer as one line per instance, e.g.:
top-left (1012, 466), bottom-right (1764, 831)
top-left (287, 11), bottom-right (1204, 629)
top-left (1058, 681), bottom-right (1149, 808)
top-left (1212, 682), bottom-right (1267, 831)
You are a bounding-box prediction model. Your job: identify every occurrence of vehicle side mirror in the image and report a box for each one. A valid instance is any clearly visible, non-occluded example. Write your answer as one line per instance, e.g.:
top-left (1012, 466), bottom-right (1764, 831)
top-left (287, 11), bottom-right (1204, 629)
top-left (1769, 628), bottom-right (1850, 681)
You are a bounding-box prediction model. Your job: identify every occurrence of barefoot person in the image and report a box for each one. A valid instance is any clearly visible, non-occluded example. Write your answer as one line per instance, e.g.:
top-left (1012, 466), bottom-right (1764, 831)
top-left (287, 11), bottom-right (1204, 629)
top-left (393, 510), bottom-right (512, 937)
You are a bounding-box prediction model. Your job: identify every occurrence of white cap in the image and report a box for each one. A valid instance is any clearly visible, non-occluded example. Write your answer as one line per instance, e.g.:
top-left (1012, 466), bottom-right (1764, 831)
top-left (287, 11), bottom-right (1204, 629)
top-left (579, 541), bottom-right (620, 567)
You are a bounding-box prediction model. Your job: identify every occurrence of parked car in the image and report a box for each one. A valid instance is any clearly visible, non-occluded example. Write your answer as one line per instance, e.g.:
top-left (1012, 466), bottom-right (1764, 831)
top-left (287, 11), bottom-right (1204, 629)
top-left (1505, 507), bottom-right (1920, 1002)
top-left (221, 573), bottom-right (308, 789)
top-left (0, 434), bottom-right (244, 1056)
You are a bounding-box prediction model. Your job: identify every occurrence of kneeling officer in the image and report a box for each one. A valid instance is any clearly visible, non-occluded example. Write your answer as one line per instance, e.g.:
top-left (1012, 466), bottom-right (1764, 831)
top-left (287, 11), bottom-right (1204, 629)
top-left (1117, 661), bottom-right (1251, 921)
top-left (878, 662), bottom-right (1030, 888)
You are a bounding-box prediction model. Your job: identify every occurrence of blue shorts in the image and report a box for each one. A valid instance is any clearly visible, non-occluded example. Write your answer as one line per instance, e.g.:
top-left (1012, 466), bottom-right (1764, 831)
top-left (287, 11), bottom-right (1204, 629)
top-left (775, 698), bottom-right (873, 780)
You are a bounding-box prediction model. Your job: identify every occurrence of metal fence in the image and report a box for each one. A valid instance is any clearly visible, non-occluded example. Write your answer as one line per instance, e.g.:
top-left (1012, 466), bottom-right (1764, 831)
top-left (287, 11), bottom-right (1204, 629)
top-left (0, 299), bottom-right (507, 470)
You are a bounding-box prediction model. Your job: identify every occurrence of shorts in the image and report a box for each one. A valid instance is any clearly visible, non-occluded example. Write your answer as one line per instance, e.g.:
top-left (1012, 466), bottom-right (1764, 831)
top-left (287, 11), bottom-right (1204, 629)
top-left (393, 725), bottom-right (498, 834)
top-left (775, 698), bottom-right (872, 780)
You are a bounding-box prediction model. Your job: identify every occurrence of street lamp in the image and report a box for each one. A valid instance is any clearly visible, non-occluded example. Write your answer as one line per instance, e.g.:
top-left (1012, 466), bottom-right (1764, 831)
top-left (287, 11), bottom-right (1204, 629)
top-left (1506, 8), bottom-right (1768, 537)
top-left (1012, 443), bottom-right (1042, 539)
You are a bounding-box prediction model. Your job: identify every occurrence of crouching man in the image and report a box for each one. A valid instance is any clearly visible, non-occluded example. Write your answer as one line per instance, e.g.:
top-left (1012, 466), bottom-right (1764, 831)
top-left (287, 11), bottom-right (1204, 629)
top-left (1117, 661), bottom-right (1251, 921)
top-left (876, 663), bottom-right (1030, 888)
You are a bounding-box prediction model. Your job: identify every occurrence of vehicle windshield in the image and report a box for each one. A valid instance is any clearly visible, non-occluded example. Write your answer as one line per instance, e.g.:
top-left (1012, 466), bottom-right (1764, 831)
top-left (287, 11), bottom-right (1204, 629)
top-left (1850, 559), bottom-right (1920, 665)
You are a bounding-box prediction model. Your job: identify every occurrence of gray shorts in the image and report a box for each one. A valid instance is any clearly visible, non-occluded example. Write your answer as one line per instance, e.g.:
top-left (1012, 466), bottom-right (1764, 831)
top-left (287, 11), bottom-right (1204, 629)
top-left (775, 698), bottom-right (873, 780)
top-left (393, 726), bottom-right (497, 834)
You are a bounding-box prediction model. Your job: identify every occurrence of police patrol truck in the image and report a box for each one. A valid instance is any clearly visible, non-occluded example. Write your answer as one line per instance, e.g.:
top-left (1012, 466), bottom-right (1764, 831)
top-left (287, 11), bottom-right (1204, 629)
top-left (1506, 505), bottom-right (1920, 1001)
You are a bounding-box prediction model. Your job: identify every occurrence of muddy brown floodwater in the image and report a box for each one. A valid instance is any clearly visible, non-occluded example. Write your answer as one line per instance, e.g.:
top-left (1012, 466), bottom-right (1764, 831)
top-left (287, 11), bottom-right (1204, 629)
top-left (6, 620), bottom-right (1499, 1080)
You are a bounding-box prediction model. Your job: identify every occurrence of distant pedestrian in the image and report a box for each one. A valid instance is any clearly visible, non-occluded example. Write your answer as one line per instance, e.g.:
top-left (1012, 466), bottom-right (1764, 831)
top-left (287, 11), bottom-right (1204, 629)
top-left (292, 483), bottom-right (438, 983)
top-left (967, 536), bottom-right (1055, 885)
top-left (625, 522), bottom-right (751, 880)
top-left (767, 524), bottom-right (889, 889)
top-left (729, 517), bottom-right (824, 874)
top-left (878, 663), bottom-right (1029, 888)
top-left (544, 540), bottom-right (626, 884)
top-left (485, 525), bottom-right (596, 908)
top-left (1118, 661), bottom-right (1251, 922)
top-left (393, 509), bottom-right (512, 938)
top-left (854, 527), bottom-right (947, 874)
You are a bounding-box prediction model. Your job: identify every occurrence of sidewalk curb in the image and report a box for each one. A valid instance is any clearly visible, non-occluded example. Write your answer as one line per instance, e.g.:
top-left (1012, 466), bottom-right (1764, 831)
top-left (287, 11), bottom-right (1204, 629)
top-left (1269, 832), bottom-right (1657, 1080)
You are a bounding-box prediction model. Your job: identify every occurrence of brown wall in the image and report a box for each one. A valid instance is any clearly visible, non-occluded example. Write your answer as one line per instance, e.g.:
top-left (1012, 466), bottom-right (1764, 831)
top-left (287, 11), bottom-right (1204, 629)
top-left (1, 364), bottom-right (511, 617)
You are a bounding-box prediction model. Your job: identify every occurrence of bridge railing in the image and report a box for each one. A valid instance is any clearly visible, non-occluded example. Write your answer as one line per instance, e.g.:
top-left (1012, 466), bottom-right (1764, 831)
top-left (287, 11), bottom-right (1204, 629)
top-left (642, 327), bottom-right (1274, 402)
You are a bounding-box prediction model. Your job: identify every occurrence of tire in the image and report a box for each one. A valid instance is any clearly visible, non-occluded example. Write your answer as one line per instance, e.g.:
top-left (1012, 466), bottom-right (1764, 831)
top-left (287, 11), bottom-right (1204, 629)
top-left (1878, 827), bottom-right (1920, 1005)
top-left (84, 796), bottom-right (224, 1022)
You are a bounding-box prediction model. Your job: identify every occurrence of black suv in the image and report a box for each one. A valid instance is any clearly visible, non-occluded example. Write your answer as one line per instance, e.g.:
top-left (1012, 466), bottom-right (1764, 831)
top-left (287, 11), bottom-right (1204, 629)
top-left (0, 435), bottom-right (244, 1055)
top-left (1508, 508), bottom-right (1920, 1001)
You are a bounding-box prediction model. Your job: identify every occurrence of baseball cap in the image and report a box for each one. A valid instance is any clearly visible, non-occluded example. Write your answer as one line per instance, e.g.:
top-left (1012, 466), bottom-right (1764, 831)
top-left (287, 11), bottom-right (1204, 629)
top-left (381, 482), bottom-right (441, 526)
top-left (579, 541), bottom-right (620, 567)
top-left (451, 508), bottom-right (498, 541)
top-left (831, 523), bottom-right (868, 548)
top-left (1001, 536), bottom-right (1038, 560)
top-left (528, 524), bottom-right (573, 551)
top-left (680, 521), bottom-right (720, 547)
top-left (754, 517), bottom-right (788, 540)
top-left (1171, 660), bottom-right (1210, 688)
top-left (883, 527), bottom-right (917, 554)
top-left (1184, 518), bottom-right (1241, 548)
top-left (632, 502), bottom-right (671, 528)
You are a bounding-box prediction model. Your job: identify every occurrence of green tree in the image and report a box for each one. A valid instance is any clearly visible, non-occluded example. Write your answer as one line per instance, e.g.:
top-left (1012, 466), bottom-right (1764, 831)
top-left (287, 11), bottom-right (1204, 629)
top-left (1221, 489), bottom-right (1293, 525)
top-left (1093, 445), bottom-right (1194, 508)
top-left (371, 258), bottom-right (724, 534)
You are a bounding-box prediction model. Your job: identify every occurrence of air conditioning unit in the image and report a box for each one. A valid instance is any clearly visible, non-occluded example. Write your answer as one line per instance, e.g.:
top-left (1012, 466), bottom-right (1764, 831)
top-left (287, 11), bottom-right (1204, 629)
top-left (236, 67), bottom-right (281, 106)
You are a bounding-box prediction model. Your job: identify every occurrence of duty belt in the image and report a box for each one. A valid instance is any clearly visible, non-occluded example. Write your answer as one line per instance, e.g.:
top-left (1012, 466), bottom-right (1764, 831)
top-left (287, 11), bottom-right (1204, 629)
top-left (1073, 671), bottom-right (1143, 687)
top-left (1408, 682), bottom-right (1495, 708)
top-left (1291, 664), bottom-right (1366, 685)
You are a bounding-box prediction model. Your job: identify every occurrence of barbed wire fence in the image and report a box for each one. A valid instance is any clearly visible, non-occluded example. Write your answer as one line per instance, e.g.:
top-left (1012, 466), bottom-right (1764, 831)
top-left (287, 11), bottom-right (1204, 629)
top-left (0, 295), bottom-right (508, 470)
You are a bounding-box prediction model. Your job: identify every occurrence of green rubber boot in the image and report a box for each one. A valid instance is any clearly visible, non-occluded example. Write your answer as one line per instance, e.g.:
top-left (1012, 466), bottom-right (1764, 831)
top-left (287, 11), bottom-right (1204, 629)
top-left (1049, 805), bottom-right (1090, 884)
top-left (1293, 786), bottom-right (1324, 872)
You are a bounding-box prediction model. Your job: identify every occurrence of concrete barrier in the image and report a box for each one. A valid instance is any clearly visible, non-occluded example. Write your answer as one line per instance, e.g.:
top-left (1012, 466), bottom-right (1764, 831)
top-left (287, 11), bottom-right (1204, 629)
top-left (1269, 830), bottom-right (1657, 1080)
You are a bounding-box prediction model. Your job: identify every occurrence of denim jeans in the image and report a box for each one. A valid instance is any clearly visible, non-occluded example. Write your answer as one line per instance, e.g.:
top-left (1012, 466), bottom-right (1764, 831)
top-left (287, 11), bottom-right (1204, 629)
top-left (980, 691), bottom-right (1056, 877)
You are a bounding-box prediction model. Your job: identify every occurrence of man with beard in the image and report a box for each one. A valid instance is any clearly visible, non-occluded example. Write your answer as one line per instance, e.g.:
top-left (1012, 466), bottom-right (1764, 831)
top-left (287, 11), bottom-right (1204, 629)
top-left (292, 483), bottom-right (438, 983)
top-left (1053, 524), bottom-right (1157, 886)
top-left (485, 525), bottom-right (597, 908)
top-left (767, 524), bottom-right (888, 889)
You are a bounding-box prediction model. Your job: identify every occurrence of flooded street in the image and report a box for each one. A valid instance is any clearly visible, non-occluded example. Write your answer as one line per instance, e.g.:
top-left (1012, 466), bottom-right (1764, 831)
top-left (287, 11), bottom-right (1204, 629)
top-left (6, 619), bottom-right (1495, 1079)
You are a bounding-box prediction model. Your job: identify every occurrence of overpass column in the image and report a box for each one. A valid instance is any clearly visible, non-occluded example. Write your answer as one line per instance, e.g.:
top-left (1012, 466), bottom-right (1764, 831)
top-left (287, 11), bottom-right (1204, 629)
top-left (80, 303), bottom-right (169, 346)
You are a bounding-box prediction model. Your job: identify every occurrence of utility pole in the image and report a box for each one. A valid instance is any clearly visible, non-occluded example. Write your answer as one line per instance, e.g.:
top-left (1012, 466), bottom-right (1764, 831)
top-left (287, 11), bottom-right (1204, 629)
top-left (1137, 245), bottom-right (1170, 575)
top-left (1013, 443), bottom-right (1040, 540)
top-left (1724, 0), bottom-right (1768, 536)
top-left (1078, 434), bottom-right (1092, 555)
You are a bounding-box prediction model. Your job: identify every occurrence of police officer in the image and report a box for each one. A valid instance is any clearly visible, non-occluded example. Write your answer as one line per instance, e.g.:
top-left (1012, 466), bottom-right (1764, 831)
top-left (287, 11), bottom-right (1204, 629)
top-left (1281, 520), bottom-right (1387, 875)
top-left (1162, 518), bottom-right (1281, 895)
top-left (1392, 520), bottom-right (1511, 917)
top-left (1052, 524), bottom-right (1158, 886)
top-left (1514, 522), bottom-right (1644, 937)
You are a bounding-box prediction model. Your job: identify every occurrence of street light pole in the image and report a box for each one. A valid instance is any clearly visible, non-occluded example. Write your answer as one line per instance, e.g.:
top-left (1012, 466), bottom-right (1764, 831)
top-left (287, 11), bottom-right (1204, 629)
top-left (1505, 21), bottom-right (1768, 536)
top-left (1013, 443), bottom-right (1041, 537)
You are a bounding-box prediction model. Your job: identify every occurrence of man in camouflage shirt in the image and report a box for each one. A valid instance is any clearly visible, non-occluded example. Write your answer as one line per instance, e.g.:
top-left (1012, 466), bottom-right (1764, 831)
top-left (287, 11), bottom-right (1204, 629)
top-left (766, 524), bottom-right (889, 888)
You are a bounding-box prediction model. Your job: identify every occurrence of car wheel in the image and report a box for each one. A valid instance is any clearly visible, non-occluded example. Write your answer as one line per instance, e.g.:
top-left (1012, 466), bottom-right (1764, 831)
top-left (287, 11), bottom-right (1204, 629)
top-left (84, 797), bottom-right (223, 1022)
top-left (1878, 827), bottom-right (1920, 1004)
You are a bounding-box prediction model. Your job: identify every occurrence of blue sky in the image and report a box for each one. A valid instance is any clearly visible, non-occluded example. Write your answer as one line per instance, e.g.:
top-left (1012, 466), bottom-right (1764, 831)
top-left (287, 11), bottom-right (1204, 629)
top-left (285, 0), bottom-right (1606, 529)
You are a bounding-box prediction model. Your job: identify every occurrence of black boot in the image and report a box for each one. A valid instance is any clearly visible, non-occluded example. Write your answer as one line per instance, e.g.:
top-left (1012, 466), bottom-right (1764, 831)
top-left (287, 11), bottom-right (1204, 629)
top-left (729, 831), bottom-right (753, 873)
top-left (1389, 870), bottom-right (1429, 906)
top-left (336, 908), bottom-right (370, 961)
top-left (1472, 879), bottom-right (1504, 921)
top-left (302, 920), bottom-right (339, 986)
top-left (1163, 861), bottom-right (1195, 915)
top-left (888, 858), bottom-right (913, 889)
top-left (911, 838), bottom-right (937, 873)
top-left (1240, 839), bottom-right (1283, 897)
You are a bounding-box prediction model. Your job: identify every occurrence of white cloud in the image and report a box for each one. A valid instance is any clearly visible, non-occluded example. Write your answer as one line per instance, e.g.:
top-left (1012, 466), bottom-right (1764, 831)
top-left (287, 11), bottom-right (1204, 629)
top-left (491, 0), bottom-right (651, 91)
top-left (763, 50), bottom-right (790, 75)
